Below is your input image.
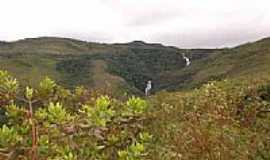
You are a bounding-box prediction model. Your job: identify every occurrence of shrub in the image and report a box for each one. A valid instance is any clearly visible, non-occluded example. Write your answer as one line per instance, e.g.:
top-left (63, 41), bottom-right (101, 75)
top-left (0, 70), bottom-right (151, 160)
top-left (148, 80), bottom-right (270, 160)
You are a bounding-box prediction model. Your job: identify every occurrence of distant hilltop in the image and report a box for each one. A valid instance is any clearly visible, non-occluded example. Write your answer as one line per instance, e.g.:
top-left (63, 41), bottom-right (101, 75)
top-left (0, 36), bottom-right (269, 95)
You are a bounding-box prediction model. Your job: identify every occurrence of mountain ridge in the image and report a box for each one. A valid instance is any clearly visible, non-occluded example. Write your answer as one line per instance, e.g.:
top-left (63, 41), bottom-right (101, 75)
top-left (0, 36), bottom-right (269, 95)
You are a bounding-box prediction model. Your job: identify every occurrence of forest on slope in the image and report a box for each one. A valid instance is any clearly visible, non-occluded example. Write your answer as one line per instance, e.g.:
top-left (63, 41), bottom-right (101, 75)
top-left (1, 37), bottom-right (270, 96)
top-left (0, 37), bottom-right (218, 95)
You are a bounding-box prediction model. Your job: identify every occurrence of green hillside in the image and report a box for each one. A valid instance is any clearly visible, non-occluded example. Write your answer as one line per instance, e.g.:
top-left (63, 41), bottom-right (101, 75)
top-left (0, 37), bottom-right (216, 95)
top-left (0, 37), bottom-right (270, 95)
top-left (164, 38), bottom-right (270, 91)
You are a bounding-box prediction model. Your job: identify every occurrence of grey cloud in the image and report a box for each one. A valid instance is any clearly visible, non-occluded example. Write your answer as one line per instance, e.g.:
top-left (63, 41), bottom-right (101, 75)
top-left (1, 0), bottom-right (270, 48)
top-left (126, 10), bottom-right (181, 27)
top-left (54, 32), bottom-right (115, 43)
top-left (151, 28), bottom-right (270, 48)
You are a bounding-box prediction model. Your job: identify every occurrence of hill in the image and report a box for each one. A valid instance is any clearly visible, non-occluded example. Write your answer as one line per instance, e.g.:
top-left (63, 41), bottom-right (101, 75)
top-left (0, 37), bottom-right (270, 95)
top-left (0, 37), bottom-right (217, 95)
top-left (167, 37), bottom-right (270, 91)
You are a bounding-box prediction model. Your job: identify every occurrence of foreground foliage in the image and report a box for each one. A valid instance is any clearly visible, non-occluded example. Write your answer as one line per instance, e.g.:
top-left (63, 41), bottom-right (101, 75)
top-left (0, 70), bottom-right (151, 160)
top-left (149, 79), bottom-right (270, 159)
top-left (0, 70), bottom-right (269, 159)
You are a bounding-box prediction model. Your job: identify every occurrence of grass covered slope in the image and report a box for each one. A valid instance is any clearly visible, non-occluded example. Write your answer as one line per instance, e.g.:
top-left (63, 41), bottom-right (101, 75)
top-left (166, 38), bottom-right (270, 91)
top-left (1, 36), bottom-right (270, 94)
top-left (0, 37), bottom-right (216, 94)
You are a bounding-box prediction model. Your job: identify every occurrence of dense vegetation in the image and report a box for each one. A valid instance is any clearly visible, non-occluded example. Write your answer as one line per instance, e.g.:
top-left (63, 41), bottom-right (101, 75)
top-left (0, 37), bottom-right (216, 94)
top-left (1, 37), bottom-right (270, 95)
top-left (0, 70), bottom-right (269, 159)
top-left (148, 79), bottom-right (270, 159)
top-left (0, 70), bottom-right (152, 160)
top-left (0, 37), bottom-right (270, 159)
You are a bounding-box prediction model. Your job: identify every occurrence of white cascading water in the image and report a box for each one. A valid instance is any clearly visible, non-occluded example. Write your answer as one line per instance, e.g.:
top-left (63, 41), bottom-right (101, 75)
top-left (182, 54), bottom-right (191, 66)
top-left (145, 80), bottom-right (152, 96)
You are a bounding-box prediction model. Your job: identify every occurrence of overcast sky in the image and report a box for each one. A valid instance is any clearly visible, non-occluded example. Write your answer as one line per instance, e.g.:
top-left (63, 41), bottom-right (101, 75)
top-left (0, 0), bottom-right (270, 48)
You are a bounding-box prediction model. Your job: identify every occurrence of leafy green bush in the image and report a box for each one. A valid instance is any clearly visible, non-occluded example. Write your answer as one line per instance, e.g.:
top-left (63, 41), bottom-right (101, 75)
top-left (0, 70), bottom-right (269, 160)
top-left (0, 70), bottom-right (151, 160)
top-left (148, 80), bottom-right (270, 160)
top-left (0, 125), bottom-right (22, 148)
